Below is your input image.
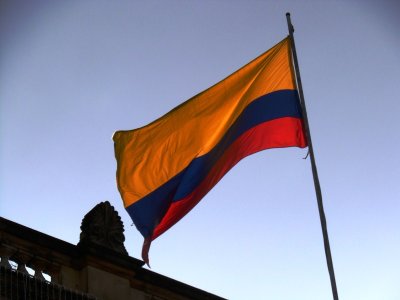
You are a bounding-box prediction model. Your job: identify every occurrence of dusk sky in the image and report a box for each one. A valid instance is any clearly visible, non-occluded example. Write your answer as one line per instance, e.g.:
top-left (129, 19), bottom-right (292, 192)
top-left (1, 1), bottom-right (399, 299)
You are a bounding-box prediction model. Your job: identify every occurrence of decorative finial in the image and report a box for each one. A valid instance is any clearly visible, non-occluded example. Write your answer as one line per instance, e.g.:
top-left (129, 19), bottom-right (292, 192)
top-left (78, 201), bottom-right (128, 255)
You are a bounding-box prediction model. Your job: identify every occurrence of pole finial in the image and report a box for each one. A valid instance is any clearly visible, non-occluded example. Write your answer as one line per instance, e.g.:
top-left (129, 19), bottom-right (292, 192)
top-left (286, 12), bottom-right (294, 33)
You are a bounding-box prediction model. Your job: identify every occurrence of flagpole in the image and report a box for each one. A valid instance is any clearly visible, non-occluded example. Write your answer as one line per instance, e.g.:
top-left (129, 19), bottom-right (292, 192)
top-left (285, 13), bottom-right (339, 300)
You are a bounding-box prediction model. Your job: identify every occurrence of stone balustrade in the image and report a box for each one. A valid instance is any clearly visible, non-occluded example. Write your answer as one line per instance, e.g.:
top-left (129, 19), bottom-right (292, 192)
top-left (0, 202), bottom-right (227, 300)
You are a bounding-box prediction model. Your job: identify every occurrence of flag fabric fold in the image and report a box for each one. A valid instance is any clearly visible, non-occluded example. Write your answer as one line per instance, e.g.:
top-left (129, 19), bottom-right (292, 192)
top-left (113, 37), bottom-right (307, 265)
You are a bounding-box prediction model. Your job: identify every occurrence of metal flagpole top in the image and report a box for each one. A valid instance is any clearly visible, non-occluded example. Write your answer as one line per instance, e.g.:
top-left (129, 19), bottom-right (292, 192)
top-left (286, 13), bottom-right (294, 33)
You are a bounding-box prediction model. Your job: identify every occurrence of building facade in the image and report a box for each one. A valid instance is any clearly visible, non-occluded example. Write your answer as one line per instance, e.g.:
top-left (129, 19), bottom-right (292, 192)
top-left (0, 202), bottom-right (226, 300)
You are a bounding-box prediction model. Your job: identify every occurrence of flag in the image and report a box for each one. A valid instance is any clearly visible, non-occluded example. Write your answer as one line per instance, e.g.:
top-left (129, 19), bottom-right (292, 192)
top-left (113, 37), bottom-right (307, 265)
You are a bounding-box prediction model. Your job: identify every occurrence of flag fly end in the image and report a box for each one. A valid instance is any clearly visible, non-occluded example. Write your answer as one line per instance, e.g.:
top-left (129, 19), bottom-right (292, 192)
top-left (111, 131), bottom-right (117, 141)
top-left (142, 237), bottom-right (152, 268)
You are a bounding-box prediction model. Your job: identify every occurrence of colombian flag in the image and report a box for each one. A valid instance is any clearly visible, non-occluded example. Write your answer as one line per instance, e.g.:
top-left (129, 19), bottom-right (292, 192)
top-left (113, 37), bottom-right (307, 264)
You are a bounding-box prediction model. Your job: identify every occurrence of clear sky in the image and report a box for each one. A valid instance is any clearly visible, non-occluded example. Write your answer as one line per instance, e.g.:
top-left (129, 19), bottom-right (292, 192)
top-left (1, 1), bottom-right (399, 299)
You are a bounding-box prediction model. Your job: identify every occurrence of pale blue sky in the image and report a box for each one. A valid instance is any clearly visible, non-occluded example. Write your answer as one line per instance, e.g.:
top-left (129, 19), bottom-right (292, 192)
top-left (1, 1), bottom-right (399, 299)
